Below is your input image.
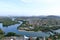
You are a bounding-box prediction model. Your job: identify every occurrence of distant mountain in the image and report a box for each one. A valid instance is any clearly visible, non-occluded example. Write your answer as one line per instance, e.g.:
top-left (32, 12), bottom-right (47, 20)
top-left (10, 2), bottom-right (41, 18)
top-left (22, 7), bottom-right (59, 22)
top-left (4, 15), bottom-right (60, 20)
top-left (33, 15), bottom-right (60, 19)
top-left (27, 15), bottom-right (60, 19)
top-left (46, 15), bottom-right (60, 19)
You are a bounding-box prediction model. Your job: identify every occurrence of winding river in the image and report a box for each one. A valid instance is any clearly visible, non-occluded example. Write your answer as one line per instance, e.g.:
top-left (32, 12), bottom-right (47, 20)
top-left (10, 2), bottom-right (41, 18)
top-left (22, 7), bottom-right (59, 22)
top-left (0, 21), bottom-right (50, 37)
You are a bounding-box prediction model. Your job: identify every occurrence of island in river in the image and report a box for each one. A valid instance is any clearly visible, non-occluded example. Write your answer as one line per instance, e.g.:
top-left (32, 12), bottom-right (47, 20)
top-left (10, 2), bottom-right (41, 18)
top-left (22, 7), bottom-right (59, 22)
top-left (17, 16), bottom-right (60, 32)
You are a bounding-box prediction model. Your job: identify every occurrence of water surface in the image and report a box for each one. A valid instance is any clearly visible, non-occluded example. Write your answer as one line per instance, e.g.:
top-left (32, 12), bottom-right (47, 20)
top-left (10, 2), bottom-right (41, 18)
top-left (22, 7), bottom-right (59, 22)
top-left (0, 22), bottom-right (50, 37)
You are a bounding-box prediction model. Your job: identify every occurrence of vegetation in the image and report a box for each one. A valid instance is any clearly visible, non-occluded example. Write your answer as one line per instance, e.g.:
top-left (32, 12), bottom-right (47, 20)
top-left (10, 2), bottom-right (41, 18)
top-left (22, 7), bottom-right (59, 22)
top-left (0, 29), bottom-right (4, 39)
top-left (17, 21), bottom-right (29, 29)
top-left (2, 21), bottom-right (19, 26)
top-left (0, 17), bottom-right (19, 26)
top-left (5, 32), bottom-right (21, 37)
top-left (36, 37), bottom-right (40, 40)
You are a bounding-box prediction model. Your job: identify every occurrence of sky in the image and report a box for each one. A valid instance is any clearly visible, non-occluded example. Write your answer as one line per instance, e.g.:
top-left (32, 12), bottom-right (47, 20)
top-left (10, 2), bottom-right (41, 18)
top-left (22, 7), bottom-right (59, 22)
top-left (0, 0), bottom-right (60, 16)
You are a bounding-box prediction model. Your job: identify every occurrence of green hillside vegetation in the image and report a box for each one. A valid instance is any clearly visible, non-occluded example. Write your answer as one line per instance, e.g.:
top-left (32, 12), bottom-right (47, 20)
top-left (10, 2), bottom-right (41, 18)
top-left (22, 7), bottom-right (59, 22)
top-left (0, 17), bottom-right (19, 26)
top-left (0, 29), bottom-right (4, 39)
top-left (2, 21), bottom-right (19, 26)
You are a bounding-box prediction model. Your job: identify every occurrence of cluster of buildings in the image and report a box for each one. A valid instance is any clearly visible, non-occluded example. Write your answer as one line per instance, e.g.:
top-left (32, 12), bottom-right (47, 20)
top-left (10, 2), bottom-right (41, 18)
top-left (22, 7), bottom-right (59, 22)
top-left (1, 36), bottom-right (48, 40)
top-left (26, 19), bottom-right (48, 27)
top-left (2, 35), bottom-right (60, 40)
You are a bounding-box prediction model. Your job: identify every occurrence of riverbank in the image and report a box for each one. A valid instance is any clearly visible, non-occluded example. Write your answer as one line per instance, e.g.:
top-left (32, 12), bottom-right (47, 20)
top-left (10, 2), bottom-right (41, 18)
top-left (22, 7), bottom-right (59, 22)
top-left (18, 30), bottom-right (35, 32)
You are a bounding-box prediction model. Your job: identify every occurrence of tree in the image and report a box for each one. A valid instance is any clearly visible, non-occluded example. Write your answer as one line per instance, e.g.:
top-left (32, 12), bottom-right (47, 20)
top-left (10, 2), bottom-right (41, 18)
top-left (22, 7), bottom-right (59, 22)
top-left (36, 37), bottom-right (39, 40)
top-left (0, 29), bottom-right (4, 39)
top-left (5, 32), bottom-right (16, 37)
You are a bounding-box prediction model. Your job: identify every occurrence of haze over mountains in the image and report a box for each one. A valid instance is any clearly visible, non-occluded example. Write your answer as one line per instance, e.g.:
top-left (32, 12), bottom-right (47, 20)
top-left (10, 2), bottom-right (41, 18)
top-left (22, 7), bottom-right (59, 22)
top-left (0, 15), bottom-right (59, 18)
top-left (15, 15), bottom-right (60, 19)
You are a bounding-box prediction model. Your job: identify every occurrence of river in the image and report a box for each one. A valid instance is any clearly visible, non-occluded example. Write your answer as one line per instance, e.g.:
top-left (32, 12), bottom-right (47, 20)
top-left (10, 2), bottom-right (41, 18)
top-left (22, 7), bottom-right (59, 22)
top-left (0, 21), bottom-right (50, 37)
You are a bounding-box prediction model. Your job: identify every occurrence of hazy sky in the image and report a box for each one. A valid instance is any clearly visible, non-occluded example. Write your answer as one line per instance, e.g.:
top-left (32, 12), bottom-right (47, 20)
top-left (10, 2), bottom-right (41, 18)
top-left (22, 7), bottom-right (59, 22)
top-left (0, 0), bottom-right (60, 16)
